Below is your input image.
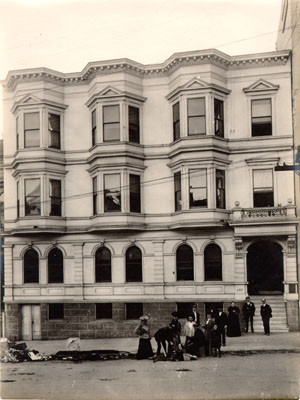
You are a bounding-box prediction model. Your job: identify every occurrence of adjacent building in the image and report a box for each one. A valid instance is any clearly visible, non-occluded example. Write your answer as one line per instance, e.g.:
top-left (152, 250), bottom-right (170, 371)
top-left (2, 48), bottom-right (298, 340)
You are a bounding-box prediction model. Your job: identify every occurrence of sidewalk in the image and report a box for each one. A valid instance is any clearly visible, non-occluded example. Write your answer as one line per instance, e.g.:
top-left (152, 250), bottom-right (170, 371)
top-left (23, 332), bottom-right (300, 355)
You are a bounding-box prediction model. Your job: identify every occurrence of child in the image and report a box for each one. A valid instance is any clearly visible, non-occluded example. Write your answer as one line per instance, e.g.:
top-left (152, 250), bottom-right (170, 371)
top-left (211, 324), bottom-right (221, 358)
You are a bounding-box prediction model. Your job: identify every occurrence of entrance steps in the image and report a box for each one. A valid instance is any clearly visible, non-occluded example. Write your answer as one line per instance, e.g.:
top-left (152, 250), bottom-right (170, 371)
top-left (248, 296), bottom-right (289, 333)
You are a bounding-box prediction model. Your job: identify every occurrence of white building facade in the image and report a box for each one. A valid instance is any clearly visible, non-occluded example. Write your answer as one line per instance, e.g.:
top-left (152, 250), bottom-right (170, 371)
top-left (2, 49), bottom-right (299, 340)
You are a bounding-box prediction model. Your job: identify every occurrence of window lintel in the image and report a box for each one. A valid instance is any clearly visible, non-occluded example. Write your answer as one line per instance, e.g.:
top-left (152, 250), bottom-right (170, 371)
top-left (12, 95), bottom-right (68, 114)
top-left (86, 87), bottom-right (147, 109)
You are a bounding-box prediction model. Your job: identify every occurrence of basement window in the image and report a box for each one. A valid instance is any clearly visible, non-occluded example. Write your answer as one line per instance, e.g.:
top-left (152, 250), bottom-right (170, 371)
top-left (126, 303), bottom-right (143, 319)
top-left (96, 303), bottom-right (112, 319)
top-left (48, 303), bottom-right (64, 320)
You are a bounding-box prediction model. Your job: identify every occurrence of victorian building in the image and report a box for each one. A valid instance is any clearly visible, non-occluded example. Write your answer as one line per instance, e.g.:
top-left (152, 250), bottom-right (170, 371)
top-left (2, 48), bottom-right (298, 340)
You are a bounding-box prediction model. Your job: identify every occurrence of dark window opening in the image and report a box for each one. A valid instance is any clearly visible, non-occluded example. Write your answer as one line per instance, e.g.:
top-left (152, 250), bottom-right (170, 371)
top-left (17, 181), bottom-right (20, 218)
top-left (104, 174), bottom-right (121, 212)
top-left (92, 109), bottom-right (97, 146)
top-left (189, 169), bottom-right (207, 208)
top-left (173, 102), bottom-right (180, 141)
top-left (253, 169), bottom-right (274, 207)
top-left (49, 303), bottom-right (64, 320)
top-left (126, 246), bottom-right (142, 282)
top-left (126, 303), bottom-right (143, 319)
top-left (174, 171), bottom-right (182, 211)
top-left (204, 244), bottom-right (222, 281)
top-left (129, 106), bottom-right (140, 143)
top-left (24, 249), bottom-right (39, 284)
top-left (177, 303), bottom-right (194, 319)
top-left (216, 170), bottom-right (226, 209)
top-left (25, 179), bottom-right (41, 216)
top-left (103, 105), bottom-right (120, 142)
top-left (130, 174), bottom-right (141, 213)
top-left (176, 244), bottom-right (194, 281)
top-left (24, 112), bottom-right (40, 148)
top-left (214, 99), bottom-right (224, 137)
top-left (48, 248), bottom-right (63, 283)
top-left (95, 247), bottom-right (112, 282)
top-left (50, 179), bottom-right (62, 216)
top-left (96, 303), bottom-right (112, 319)
top-left (48, 113), bottom-right (61, 149)
top-left (188, 98), bottom-right (205, 135)
top-left (93, 176), bottom-right (98, 215)
top-left (251, 99), bottom-right (272, 137)
top-left (16, 117), bottom-right (19, 150)
top-left (205, 302), bottom-right (223, 317)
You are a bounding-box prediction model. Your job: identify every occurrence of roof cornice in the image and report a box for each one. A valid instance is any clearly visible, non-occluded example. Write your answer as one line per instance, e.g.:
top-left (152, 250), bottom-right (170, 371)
top-left (3, 49), bottom-right (291, 91)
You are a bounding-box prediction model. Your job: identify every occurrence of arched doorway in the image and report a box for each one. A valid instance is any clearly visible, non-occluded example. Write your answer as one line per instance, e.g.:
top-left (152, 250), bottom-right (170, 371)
top-left (247, 240), bottom-right (284, 295)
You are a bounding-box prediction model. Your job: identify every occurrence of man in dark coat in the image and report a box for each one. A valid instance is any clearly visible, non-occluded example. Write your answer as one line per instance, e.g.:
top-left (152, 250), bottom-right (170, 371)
top-left (242, 296), bottom-right (256, 333)
top-left (191, 304), bottom-right (200, 326)
top-left (215, 307), bottom-right (227, 346)
top-left (154, 326), bottom-right (174, 356)
top-left (260, 299), bottom-right (272, 335)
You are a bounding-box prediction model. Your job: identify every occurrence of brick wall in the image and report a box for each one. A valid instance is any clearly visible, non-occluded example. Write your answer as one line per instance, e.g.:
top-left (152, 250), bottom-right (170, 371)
top-left (5, 303), bottom-right (21, 340)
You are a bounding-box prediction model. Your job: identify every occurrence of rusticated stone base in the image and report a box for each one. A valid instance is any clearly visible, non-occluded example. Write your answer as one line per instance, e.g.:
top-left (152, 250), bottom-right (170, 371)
top-left (286, 301), bottom-right (299, 331)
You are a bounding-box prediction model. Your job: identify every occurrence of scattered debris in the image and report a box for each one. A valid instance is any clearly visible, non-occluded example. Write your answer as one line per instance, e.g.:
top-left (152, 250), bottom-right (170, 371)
top-left (54, 350), bottom-right (133, 362)
top-left (66, 337), bottom-right (80, 351)
top-left (1, 342), bottom-right (52, 363)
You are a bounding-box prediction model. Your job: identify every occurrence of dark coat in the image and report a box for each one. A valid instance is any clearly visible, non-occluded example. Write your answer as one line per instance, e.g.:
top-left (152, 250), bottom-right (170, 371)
top-left (211, 329), bottom-right (221, 349)
top-left (243, 302), bottom-right (256, 317)
top-left (215, 312), bottom-right (227, 328)
top-left (154, 327), bottom-right (174, 343)
top-left (260, 304), bottom-right (272, 319)
top-left (191, 311), bottom-right (200, 326)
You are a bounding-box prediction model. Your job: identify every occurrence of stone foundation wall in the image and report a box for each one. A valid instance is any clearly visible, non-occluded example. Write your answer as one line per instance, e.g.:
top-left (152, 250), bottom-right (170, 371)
top-left (286, 300), bottom-right (299, 331)
top-left (5, 301), bottom-right (247, 340)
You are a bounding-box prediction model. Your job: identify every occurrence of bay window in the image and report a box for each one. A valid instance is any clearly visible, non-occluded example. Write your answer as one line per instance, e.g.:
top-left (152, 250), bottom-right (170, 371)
top-left (174, 171), bottom-right (182, 211)
top-left (48, 113), bottom-right (61, 149)
top-left (104, 173), bottom-right (121, 212)
top-left (214, 99), bottom-right (224, 137)
top-left (50, 179), bottom-right (62, 216)
top-left (24, 112), bottom-right (40, 148)
top-left (129, 106), bottom-right (140, 143)
top-left (189, 169), bottom-right (207, 208)
top-left (129, 174), bottom-right (141, 213)
top-left (216, 170), bottom-right (225, 209)
top-left (173, 102), bottom-right (180, 141)
top-left (188, 98), bottom-right (206, 135)
top-left (103, 105), bottom-right (120, 142)
top-left (25, 179), bottom-right (41, 216)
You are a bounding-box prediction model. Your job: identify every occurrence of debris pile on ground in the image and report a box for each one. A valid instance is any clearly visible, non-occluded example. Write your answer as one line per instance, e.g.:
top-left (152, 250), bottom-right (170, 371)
top-left (1, 341), bottom-right (52, 363)
top-left (66, 337), bottom-right (80, 351)
top-left (54, 350), bottom-right (134, 361)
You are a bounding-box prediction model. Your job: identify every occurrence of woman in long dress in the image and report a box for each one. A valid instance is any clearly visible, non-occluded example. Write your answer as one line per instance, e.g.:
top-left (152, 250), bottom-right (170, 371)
top-left (135, 315), bottom-right (154, 359)
top-left (227, 302), bottom-right (241, 337)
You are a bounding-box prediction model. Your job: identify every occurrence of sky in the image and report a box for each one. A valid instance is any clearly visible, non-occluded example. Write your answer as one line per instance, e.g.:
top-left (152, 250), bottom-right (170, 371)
top-left (0, 0), bottom-right (283, 137)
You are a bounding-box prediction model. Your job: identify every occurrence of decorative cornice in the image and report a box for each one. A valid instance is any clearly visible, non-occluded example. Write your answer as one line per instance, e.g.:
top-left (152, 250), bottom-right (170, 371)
top-left (11, 94), bottom-right (68, 114)
top-left (86, 86), bottom-right (147, 108)
top-left (3, 49), bottom-right (290, 90)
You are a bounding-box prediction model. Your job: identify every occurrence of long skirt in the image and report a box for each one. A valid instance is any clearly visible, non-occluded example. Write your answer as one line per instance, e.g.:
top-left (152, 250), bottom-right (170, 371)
top-left (227, 315), bottom-right (241, 337)
top-left (136, 338), bottom-right (154, 360)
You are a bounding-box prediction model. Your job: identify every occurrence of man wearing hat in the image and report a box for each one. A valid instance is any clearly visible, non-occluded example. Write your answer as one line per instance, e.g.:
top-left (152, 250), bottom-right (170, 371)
top-left (260, 299), bottom-right (272, 335)
top-left (242, 296), bottom-right (256, 333)
top-left (191, 304), bottom-right (200, 326)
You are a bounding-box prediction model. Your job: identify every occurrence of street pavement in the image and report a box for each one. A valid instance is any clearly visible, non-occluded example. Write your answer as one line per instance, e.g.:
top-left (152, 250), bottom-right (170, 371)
top-left (22, 331), bottom-right (300, 355)
top-left (1, 333), bottom-right (300, 400)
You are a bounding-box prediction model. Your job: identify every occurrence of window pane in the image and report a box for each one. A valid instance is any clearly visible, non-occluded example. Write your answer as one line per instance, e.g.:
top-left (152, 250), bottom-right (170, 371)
top-left (188, 116), bottom-right (206, 135)
top-left (103, 123), bottom-right (120, 141)
top-left (129, 106), bottom-right (140, 143)
top-left (104, 174), bottom-right (121, 212)
top-left (24, 112), bottom-right (39, 129)
top-left (16, 117), bottom-right (19, 149)
top-left (24, 130), bottom-right (40, 147)
top-left (252, 99), bottom-right (271, 117)
top-left (93, 176), bottom-right (98, 215)
top-left (216, 170), bottom-right (225, 209)
top-left (173, 102), bottom-right (180, 121)
top-left (173, 102), bottom-right (180, 141)
top-left (130, 174), bottom-right (141, 213)
top-left (103, 105), bottom-right (119, 123)
top-left (126, 246), bottom-right (142, 282)
top-left (95, 247), bottom-right (112, 282)
top-left (204, 244), bottom-right (222, 281)
top-left (48, 248), bottom-right (63, 283)
top-left (188, 98), bottom-right (205, 116)
top-left (214, 99), bottom-right (224, 137)
top-left (253, 192), bottom-right (274, 207)
top-left (177, 303), bottom-right (194, 319)
top-left (96, 303), bottom-right (112, 319)
top-left (24, 249), bottom-right (39, 283)
top-left (92, 110), bottom-right (97, 146)
top-left (189, 169), bottom-right (207, 208)
top-left (92, 110), bottom-right (97, 128)
top-left (174, 172), bottom-right (182, 211)
top-left (50, 180), bottom-right (61, 216)
top-left (176, 244), bottom-right (194, 281)
top-left (25, 179), bottom-right (41, 216)
top-left (253, 169), bottom-right (273, 189)
top-left (48, 114), bottom-right (61, 149)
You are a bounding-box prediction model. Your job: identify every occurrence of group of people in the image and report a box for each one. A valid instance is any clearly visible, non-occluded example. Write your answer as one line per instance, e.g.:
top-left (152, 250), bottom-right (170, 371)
top-left (134, 298), bottom-right (273, 360)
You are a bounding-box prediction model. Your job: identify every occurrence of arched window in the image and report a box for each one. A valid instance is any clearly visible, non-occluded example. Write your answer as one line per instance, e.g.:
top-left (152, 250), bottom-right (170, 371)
top-left (24, 248), bottom-right (39, 283)
top-left (204, 243), bottom-right (222, 281)
top-left (95, 247), bottom-right (112, 282)
top-left (48, 248), bottom-right (64, 283)
top-left (126, 246), bottom-right (142, 282)
top-left (176, 244), bottom-right (194, 281)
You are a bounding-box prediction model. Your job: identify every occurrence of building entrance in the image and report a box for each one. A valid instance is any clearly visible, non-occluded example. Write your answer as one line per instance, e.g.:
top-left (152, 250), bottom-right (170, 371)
top-left (247, 240), bottom-right (284, 295)
top-left (21, 305), bottom-right (41, 340)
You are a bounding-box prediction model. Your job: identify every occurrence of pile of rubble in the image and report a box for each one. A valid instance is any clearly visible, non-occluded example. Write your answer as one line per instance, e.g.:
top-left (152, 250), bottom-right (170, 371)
top-left (1, 339), bottom-right (52, 363)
